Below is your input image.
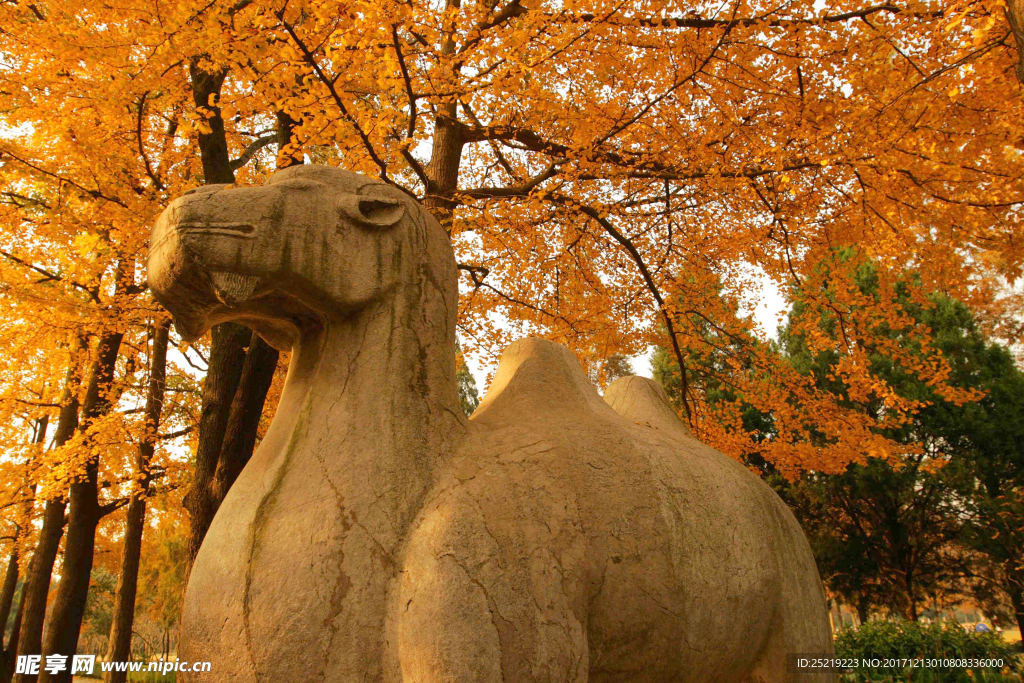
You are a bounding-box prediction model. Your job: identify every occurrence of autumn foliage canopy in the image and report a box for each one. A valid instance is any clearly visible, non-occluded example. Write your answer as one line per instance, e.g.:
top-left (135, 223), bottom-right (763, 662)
top-left (0, 0), bottom-right (1021, 565)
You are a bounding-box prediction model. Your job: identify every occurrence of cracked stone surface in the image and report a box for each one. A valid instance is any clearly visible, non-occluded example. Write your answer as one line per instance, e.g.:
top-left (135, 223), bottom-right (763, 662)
top-left (148, 165), bottom-right (834, 683)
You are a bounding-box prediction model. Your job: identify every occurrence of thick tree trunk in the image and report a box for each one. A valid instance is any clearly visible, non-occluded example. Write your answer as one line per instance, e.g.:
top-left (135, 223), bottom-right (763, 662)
top-left (212, 334), bottom-right (278, 503)
top-left (103, 321), bottom-right (170, 683)
top-left (12, 501), bottom-right (65, 683)
top-left (0, 552), bottom-right (17, 647)
top-left (422, 101), bottom-right (465, 232)
top-left (182, 63), bottom-right (280, 576)
top-left (183, 322), bottom-right (249, 573)
top-left (39, 328), bottom-right (124, 683)
top-left (14, 339), bottom-right (84, 683)
top-left (188, 61), bottom-right (234, 186)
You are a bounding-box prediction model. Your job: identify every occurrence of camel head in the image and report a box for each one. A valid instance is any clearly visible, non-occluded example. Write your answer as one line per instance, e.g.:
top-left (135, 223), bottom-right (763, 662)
top-left (148, 165), bottom-right (452, 350)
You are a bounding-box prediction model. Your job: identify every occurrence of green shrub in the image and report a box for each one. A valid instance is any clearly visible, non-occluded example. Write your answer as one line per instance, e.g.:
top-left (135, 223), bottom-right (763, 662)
top-left (835, 620), bottom-right (1022, 683)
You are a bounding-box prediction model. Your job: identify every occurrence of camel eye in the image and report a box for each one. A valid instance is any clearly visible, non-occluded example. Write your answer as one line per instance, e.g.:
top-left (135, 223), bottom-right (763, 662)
top-left (358, 198), bottom-right (405, 226)
top-left (338, 194), bottom-right (405, 228)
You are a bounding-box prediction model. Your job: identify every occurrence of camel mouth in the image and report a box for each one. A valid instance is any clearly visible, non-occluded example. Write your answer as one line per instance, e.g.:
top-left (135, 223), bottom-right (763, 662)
top-left (177, 222), bottom-right (257, 237)
top-left (209, 271), bottom-right (261, 307)
top-left (148, 222), bottom-right (256, 254)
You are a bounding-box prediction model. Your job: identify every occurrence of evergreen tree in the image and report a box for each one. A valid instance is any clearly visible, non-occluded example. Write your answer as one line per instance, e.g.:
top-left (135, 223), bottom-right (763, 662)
top-left (652, 258), bottom-right (1024, 629)
top-left (456, 348), bottom-right (480, 418)
top-left (778, 262), bottom-right (1024, 627)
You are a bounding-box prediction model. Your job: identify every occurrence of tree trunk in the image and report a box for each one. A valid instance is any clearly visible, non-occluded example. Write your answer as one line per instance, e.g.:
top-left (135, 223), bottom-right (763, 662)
top-left (213, 334), bottom-right (278, 503)
top-left (422, 103), bottom-right (464, 232)
top-left (1, 418), bottom-right (49, 649)
top-left (275, 109), bottom-right (303, 169)
top-left (39, 328), bottom-right (124, 683)
top-left (421, 0), bottom-right (467, 231)
top-left (1, 592), bottom-right (26, 683)
top-left (103, 320), bottom-right (169, 683)
top-left (181, 62), bottom-right (280, 577)
top-left (1008, 575), bottom-right (1024, 644)
top-left (856, 594), bottom-right (870, 626)
top-left (14, 337), bottom-right (84, 683)
top-left (0, 552), bottom-right (17, 649)
top-left (898, 570), bottom-right (919, 622)
top-left (12, 500), bottom-right (65, 683)
top-left (183, 322), bottom-right (249, 574)
top-left (188, 61), bottom-right (234, 186)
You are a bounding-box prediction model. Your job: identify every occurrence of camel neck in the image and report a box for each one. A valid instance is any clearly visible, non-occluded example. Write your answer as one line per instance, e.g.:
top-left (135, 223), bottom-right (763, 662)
top-left (270, 293), bottom-right (465, 541)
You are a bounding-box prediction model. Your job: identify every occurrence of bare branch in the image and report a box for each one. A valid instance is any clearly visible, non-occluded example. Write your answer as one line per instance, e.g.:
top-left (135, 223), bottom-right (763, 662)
top-left (159, 426), bottom-right (194, 440)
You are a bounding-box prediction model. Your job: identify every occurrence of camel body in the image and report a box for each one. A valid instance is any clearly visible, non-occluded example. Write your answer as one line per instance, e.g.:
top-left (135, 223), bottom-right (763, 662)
top-left (147, 165), bottom-right (833, 683)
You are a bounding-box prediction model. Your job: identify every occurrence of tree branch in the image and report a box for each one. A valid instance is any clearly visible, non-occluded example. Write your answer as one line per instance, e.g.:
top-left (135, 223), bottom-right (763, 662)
top-left (230, 134), bottom-right (277, 171)
top-left (278, 12), bottom-right (413, 196)
top-left (0, 149), bottom-right (128, 208)
top-left (547, 4), bottom-right (936, 30)
top-left (136, 92), bottom-right (166, 192)
top-left (457, 263), bottom-right (490, 288)
top-left (548, 193), bottom-right (693, 418)
top-left (460, 157), bottom-right (566, 199)
top-left (390, 24), bottom-right (430, 186)
top-left (0, 250), bottom-right (100, 302)
top-left (159, 426), bottom-right (194, 440)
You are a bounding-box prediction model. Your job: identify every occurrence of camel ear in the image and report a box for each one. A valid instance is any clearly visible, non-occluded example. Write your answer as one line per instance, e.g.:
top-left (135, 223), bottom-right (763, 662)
top-left (337, 194), bottom-right (406, 228)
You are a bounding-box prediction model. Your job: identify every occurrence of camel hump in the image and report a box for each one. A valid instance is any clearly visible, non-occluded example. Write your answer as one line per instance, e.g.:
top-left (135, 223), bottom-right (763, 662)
top-left (471, 337), bottom-right (613, 421)
top-left (604, 376), bottom-right (693, 439)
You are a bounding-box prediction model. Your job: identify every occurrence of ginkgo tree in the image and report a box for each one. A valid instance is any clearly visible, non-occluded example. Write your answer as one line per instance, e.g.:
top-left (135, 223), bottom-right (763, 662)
top-left (0, 0), bottom-right (1022, 669)
top-left (170, 0), bottom-right (1020, 470)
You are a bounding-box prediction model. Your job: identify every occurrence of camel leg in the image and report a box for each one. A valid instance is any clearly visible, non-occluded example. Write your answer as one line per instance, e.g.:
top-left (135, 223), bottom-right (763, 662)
top-left (745, 511), bottom-right (836, 683)
top-left (743, 604), bottom-right (837, 683)
top-left (395, 494), bottom-right (588, 683)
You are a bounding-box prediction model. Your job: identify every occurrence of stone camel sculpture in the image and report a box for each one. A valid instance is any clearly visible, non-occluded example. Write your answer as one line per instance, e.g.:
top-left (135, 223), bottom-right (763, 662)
top-left (148, 165), bottom-right (834, 683)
